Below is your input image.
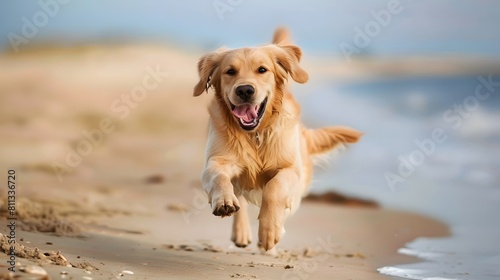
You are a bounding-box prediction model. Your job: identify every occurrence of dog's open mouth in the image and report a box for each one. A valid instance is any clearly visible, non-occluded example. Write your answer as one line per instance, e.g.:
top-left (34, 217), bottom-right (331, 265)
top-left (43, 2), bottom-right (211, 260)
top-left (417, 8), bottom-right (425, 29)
top-left (230, 97), bottom-right (268, 131)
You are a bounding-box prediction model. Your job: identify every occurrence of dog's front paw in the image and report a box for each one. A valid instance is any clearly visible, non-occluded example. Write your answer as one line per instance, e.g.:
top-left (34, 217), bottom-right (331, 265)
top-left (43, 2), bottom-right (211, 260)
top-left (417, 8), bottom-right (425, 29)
top-left (211, 193), bottom-right (240, 217)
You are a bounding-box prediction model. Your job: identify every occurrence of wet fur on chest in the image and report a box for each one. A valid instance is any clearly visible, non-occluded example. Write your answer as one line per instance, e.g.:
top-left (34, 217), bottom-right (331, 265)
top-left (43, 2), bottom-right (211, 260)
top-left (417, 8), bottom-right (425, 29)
top-left (230, 131), bottom-right (296, 206)
top-left (231, 127), bottom-right (299, 188)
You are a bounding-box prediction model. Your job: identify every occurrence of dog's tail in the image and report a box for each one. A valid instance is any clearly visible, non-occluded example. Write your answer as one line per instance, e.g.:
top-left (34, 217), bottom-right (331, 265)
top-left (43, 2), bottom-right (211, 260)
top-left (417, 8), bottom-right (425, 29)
top-left (303, 126), bottom-right (362, 155)
top-left (272, 27), bottom-right (293, 45)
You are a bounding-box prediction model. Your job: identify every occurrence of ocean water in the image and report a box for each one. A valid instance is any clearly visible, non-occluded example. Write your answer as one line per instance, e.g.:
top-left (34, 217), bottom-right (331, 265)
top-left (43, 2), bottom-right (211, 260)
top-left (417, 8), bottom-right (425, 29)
top-left (294, 75), bottom-right (500, 279)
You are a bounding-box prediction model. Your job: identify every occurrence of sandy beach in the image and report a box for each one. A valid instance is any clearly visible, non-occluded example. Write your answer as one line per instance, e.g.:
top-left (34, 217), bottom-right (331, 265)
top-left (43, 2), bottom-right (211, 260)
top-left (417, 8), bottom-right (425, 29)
top-left (0, 45), bottom-right (451, 279)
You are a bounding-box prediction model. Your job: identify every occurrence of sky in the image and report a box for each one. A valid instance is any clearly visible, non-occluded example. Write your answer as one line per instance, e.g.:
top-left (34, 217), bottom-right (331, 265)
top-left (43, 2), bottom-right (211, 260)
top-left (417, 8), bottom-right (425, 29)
top-left (1, 0), bottom-right (500, 56)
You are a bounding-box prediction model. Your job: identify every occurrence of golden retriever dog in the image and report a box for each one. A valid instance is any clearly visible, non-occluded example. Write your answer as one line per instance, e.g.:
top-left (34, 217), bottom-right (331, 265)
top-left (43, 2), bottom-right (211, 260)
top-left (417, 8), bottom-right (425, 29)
top-left (193, 27), bottom-right (362, 251)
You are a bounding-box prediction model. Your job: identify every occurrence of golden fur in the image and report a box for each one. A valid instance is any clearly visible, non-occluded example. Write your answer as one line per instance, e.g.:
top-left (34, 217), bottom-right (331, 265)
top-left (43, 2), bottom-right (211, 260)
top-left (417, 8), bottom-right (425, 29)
top-left (194, 27), bottom-right (362, 251)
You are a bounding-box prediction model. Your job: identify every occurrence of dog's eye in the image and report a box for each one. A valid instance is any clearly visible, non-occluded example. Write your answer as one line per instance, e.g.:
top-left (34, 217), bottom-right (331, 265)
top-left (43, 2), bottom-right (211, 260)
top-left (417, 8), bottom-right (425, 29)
top-left (226, 69), bottom-right (236, 75)
top-left (258, 67), bottom-right (267, 73)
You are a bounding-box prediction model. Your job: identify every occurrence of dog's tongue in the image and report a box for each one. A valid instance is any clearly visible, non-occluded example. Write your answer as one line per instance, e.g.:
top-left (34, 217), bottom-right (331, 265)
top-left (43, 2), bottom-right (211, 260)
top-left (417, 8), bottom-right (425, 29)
top-left (232, 104), bottom-right (258, 122)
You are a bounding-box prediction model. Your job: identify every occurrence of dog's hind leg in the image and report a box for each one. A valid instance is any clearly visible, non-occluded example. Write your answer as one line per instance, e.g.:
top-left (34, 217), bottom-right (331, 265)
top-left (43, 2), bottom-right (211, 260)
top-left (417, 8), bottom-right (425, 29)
top-left (231, 195), bottom-right (252, 248)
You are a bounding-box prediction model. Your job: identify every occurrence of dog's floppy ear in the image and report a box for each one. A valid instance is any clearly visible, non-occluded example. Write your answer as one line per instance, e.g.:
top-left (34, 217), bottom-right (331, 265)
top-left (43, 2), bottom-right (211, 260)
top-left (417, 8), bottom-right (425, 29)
top-left (193, 48), bottom-right (227, 97)
top-left (274, 45), bottom-right (309, 84)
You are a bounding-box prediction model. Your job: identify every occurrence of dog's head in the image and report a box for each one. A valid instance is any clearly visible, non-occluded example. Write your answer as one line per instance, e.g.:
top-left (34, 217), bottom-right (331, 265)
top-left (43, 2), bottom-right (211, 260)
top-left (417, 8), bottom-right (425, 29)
top-left (193, 29), bottom-right (308, 131)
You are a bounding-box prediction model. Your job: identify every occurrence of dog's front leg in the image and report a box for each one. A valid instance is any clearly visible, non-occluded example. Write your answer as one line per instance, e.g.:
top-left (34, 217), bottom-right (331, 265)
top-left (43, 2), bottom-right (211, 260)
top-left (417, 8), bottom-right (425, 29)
top-left (258, 168), bottom-right (298, 251)
top-left (202, 158), bottom-right (241, 217)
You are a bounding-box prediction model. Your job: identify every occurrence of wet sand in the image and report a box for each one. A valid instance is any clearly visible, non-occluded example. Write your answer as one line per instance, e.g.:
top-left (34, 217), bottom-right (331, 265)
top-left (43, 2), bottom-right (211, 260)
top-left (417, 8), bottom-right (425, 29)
top-left (0, 45), bottom-right (449, 279)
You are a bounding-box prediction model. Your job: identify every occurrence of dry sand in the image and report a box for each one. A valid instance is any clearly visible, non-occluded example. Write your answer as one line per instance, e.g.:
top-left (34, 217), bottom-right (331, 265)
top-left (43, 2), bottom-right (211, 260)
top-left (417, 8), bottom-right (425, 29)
top-left (0, 44), bottom-right (450, 279)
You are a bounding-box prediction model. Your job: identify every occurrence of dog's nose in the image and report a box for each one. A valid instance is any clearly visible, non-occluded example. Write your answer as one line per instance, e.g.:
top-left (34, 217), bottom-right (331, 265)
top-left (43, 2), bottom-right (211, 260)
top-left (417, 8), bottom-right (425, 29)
top-left (235, 85), bottom-right (255, 101)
